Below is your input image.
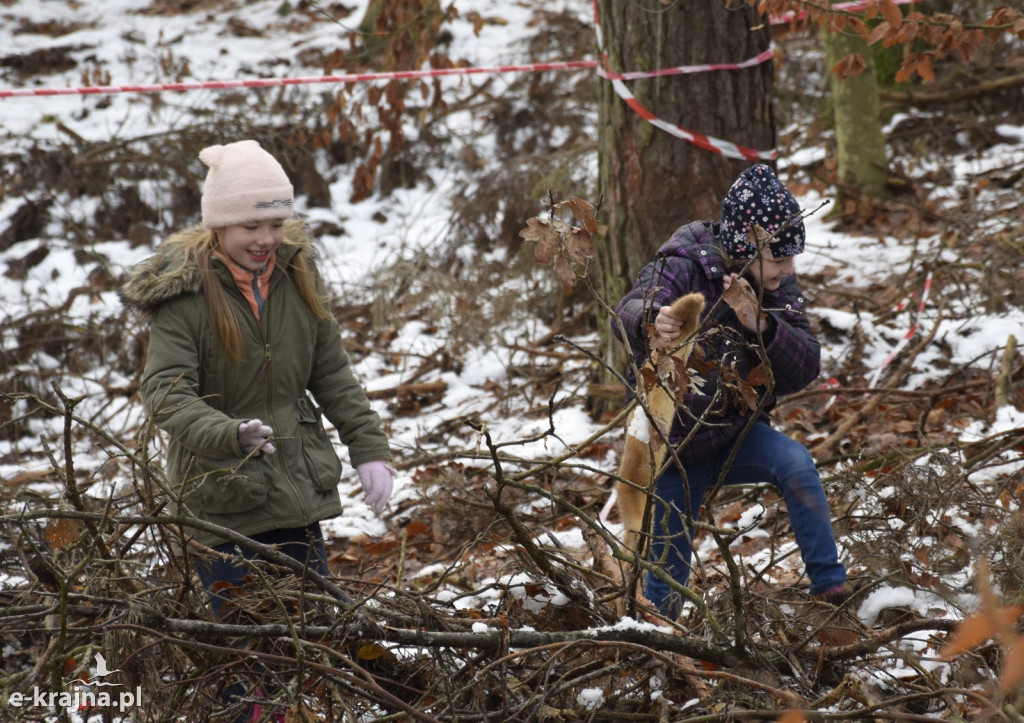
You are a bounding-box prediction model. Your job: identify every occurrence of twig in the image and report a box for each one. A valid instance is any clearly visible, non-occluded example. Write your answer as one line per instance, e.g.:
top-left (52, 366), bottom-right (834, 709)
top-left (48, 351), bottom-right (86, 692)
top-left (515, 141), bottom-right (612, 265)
top-left (810, 311), bottom-right (944, 457)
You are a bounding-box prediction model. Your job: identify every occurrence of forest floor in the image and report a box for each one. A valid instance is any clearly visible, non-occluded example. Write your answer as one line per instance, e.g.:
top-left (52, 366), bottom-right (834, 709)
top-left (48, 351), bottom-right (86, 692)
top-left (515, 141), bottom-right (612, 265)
top-left (1, 1), bottom-right (1023, 720)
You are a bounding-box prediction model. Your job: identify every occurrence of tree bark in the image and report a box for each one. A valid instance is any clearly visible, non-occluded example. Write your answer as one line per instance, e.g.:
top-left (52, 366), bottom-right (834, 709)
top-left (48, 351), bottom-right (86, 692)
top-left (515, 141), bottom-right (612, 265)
top-left (824, 28), bottom-right (889, 203)
top-left (594, 0), bottom-right (776, 388)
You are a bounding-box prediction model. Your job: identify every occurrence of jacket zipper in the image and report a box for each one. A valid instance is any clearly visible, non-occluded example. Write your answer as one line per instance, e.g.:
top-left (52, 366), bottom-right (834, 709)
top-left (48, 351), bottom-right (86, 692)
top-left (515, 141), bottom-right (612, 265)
top-left (255, 280), bottom-right (310, 522)
top-left (258, 344), bottom-right (270, 382)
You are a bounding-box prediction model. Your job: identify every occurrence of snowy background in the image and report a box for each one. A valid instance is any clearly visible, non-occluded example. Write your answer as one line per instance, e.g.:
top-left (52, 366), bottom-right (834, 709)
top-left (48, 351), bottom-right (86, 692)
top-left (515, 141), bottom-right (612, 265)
top-left (1, 0), bottom-right (1022, 719)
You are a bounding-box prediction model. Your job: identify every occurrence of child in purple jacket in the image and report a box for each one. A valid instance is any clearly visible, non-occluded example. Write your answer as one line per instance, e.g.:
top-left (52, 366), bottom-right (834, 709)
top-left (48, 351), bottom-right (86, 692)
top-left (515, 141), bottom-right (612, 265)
top-left (614, 164), bottom-right (847, 617)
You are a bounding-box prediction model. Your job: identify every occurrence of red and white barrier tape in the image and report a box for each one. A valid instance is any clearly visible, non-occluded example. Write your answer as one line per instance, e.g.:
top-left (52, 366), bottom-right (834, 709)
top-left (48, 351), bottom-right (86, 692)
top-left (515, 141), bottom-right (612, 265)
top-left (593, 0), bottom-right (922, 159)
top-left (819, 377), bottom-right (844, 412)
top-left (600, 48), bottom-right (775, 82)
top-left (867, 271), bottom-right (933, 388)
top-left (771, 0), bottom-right (922, 25)
top-left (605, 75), bottom-right (778, 162)
top-left (0, 0), bottom-right (923, 162)
top-left (592, 0), bottom-right (777, 162)
top-left (0, 48), bottom-right (782, 100)
top-left (0, 61), bottom-right (599, 99)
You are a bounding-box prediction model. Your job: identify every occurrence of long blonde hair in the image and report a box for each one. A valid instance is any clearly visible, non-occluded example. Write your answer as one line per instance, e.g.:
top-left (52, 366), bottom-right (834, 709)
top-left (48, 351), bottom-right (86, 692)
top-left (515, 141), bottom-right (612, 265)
top-left (174, 219), bottom-right (333, 363)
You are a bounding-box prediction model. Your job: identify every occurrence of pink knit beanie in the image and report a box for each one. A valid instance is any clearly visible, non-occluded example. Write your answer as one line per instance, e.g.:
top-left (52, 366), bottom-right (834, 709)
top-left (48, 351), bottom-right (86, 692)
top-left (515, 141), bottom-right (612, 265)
top-left (199, 140), bottom-right (294, 229)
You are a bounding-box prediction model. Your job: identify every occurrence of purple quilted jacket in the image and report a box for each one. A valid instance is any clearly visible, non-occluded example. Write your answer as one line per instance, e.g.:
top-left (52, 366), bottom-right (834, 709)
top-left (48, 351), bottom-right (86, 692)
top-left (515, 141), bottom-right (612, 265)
top-left (614, 221), bottom-right (821, 464)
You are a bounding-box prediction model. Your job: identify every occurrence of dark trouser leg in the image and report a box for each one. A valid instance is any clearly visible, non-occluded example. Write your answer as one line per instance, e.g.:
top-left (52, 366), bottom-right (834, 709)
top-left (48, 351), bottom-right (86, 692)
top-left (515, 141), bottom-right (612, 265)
top-left (194, 523), bottom-right (328, 721)
top-left (195, 523), bottom-right (329, 616)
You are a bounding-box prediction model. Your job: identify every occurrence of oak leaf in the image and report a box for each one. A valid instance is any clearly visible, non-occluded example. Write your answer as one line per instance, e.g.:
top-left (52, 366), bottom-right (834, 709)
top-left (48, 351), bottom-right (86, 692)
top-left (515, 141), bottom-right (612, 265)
top-left (564, 225), bottom-right (597, 265)
top-left (747, 363), bottom-right (769, 387)
top-left (737, 378), bottom-right (760, 412)
top-left (559, 196), bottom-right (600, 235)
top-left (552, 254), bottom-right (576, 292)
top-left (521, 217), bottom-right (560, 264)
top-left (520, 199), bottom-right (600, 293)
top-left (639, 365), bottom-right (658, 394)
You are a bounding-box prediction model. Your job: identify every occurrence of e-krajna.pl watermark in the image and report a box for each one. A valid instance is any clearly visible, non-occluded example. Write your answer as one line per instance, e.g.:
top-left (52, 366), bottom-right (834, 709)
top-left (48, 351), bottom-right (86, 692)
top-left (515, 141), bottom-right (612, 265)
top-left (6, 653), bottom-right (143, 715)
top-left (8, 686), bottom-right (144, 714)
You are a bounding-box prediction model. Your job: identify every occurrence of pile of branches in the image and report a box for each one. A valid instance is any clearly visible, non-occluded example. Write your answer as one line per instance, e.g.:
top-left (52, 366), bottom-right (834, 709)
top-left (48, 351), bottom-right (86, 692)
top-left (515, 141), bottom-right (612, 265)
top-left (2, 381), bottom-right (1022, 722)
top-left (2, 4), bottom-right (1024, 721)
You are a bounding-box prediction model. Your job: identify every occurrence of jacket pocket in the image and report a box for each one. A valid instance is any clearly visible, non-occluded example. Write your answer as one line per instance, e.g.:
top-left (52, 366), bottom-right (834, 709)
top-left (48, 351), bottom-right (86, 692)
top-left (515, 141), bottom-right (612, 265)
top-left (187, 457), bottom-right (269, 515)
top-left (296, 396), bottom-right (343, 492)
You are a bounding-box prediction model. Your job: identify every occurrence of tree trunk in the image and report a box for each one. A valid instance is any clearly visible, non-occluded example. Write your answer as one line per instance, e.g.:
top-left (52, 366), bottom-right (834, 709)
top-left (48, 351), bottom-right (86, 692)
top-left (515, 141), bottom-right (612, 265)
top-left (824, 28), bottom-right (889, 205)
top-left (593, 0), bottom-right (776, 393)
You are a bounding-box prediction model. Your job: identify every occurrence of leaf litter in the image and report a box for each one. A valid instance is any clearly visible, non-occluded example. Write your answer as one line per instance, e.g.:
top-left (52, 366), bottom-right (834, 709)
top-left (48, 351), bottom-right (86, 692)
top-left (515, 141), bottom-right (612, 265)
top-left (0, 0), bottom-right (1022, 719)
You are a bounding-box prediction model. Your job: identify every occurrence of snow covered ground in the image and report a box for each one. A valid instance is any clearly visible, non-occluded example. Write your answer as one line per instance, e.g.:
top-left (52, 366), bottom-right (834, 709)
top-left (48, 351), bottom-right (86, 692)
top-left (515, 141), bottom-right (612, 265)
top-left (1, 0), bottom-right (1022, 717)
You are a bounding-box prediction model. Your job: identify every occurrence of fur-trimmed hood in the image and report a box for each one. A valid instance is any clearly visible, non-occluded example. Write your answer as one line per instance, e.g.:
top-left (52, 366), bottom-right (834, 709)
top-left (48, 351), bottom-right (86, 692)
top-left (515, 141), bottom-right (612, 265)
top-left (120, 223), bottom-right (309, 317)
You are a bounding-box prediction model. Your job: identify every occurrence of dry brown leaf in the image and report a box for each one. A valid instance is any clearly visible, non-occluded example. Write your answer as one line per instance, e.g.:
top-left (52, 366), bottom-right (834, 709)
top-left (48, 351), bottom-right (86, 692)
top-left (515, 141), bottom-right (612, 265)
top-left (521, 205), bottom-right (599, 292)
top-left (939, 606), bottom-right (1024, 659)
top-left (747, 364), bottom-right (769, 387)
top-left (671, 356), bottom-right (692, 391)
top-left (721, 276), bottom-right (758, 313)
top-left (817, 626), bottom-right (862, 646)
top-left (868, 20), bottom-right (892, 45)
top-left (895, 20), bottom-right (919, 44)
top-left (847, 16), bottom-right (869, 36)
top-left (917, 55), bottom-right (935, 82)
top-left (521, 217), bottom-right (560, 264)
top-left (553, 255), bottom-right (576, 292)
top-left (560, 196), bottom-right (600, 234)
top-left (828, 13), bottom-right (847, 33)
top-left (639, 364), bottom-right (658, 393)
top-left (564, 226), bottom-right (597, 265)
top-left (832, 53), bottom-right (867, 80)
top-left (737, 379), bottom-right (760, 412)
top-left (895, 62), bottom-right (915, 83)
top-left (656, 353), bottom-right (676, 384)
top-left (44, 517), bottom-right (83, 551)
top-left (880, 0), bottom-right (903, 28)
top-left (357, 643), bottom-right (389, 660)
top-left (998, 636), bottom-right (1024, 694)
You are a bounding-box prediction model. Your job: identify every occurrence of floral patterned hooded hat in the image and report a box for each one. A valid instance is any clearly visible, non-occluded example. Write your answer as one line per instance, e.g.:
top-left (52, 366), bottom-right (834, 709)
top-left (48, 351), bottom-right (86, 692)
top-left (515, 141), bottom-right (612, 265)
top-left (719, 164), bottom-right (805, 259)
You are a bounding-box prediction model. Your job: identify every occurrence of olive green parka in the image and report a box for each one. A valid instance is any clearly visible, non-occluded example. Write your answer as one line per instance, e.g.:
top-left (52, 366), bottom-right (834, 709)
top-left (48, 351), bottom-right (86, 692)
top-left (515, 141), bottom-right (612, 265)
top-left (121, 224), bottom-right (391, 547)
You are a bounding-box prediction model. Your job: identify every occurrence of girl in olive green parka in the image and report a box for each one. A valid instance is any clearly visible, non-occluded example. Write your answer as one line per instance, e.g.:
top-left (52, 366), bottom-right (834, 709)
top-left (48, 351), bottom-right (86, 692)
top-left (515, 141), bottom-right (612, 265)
top-left (121, 140), bottom-right (393, 615)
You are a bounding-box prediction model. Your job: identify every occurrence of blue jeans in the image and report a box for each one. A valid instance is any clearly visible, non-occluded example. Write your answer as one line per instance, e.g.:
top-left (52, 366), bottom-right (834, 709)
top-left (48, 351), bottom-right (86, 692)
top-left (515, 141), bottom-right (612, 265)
top-left (195, 523), bottom-right (329, 616)
top-left (644, 421), bottom-right (846, 616)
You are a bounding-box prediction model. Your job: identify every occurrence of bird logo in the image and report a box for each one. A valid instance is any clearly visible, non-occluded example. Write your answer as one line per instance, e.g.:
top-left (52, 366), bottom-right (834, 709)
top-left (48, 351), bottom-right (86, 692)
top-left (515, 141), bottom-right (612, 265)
top-left (70, 653), bottom-right (122, 687)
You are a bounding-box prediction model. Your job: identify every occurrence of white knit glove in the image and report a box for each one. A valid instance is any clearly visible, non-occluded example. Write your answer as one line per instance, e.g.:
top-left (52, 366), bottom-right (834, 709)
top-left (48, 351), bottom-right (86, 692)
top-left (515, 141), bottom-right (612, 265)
top-left (237, 419), bottom-right (276, 456)
top-left (356, 461), bottom-right (394, 514)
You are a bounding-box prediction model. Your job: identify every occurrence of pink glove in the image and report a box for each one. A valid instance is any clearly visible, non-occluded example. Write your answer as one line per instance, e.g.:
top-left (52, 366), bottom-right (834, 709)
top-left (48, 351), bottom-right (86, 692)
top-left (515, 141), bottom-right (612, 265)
top-left (237, 419), bottom-right (276, 456)
top-left (356, 461), bottom-right (394, 513)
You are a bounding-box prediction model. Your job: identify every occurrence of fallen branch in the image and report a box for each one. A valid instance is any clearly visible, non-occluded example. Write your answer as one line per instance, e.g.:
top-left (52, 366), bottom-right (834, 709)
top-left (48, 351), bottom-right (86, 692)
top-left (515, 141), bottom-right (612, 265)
top-left (364, 379), bottom-right (447, 401)
top-left (810, 311), bottom-right (944, 457)
top-left (880, 73), bottom-right (1024, 107)
top-left (995, 334), bottom-right (1018, 409)
top-left (140, 616), bottom-right (741, 667)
